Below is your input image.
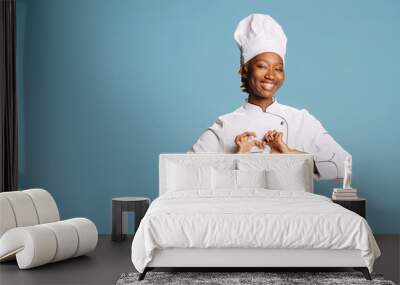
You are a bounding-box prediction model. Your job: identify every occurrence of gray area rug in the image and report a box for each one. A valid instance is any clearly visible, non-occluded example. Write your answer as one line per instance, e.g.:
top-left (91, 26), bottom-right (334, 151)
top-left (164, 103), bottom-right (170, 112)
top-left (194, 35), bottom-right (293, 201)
top-left (116, 271), bottom-right (396, 285)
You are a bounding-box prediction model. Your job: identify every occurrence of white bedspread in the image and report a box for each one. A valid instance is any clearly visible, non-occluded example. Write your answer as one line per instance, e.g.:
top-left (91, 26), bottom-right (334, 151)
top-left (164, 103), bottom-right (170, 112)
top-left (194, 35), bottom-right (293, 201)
top-left (131, 190), bottom-right (380, 273)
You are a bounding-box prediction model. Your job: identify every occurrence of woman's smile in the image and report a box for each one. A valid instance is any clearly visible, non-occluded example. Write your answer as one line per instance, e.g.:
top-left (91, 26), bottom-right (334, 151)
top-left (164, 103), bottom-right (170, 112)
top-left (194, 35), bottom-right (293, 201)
top-left (260, 81), bottom-right (276, 91)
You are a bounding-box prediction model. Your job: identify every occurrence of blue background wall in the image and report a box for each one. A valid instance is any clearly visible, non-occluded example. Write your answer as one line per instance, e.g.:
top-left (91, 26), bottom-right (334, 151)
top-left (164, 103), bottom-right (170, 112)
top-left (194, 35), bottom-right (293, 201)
top-left (16, 0), bottom-right (399, 234)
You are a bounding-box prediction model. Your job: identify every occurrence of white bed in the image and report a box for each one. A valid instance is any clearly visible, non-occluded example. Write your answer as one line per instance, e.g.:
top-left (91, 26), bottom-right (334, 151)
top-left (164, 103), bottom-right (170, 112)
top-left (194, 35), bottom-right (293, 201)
top-left (131, 154), bottom-right (380, 280)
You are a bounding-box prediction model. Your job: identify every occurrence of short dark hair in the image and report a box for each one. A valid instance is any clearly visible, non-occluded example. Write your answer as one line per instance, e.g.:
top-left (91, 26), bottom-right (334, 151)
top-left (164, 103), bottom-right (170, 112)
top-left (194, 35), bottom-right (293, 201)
top-left (240, 75), bottom-right (250, 94)
top-left (239, 64), bottom-right (250, 94)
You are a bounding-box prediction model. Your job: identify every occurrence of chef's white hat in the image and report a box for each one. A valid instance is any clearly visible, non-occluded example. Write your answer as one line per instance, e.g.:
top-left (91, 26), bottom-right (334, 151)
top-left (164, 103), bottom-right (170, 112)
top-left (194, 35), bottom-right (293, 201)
top-left (234, 14), bottom-right (287, 65)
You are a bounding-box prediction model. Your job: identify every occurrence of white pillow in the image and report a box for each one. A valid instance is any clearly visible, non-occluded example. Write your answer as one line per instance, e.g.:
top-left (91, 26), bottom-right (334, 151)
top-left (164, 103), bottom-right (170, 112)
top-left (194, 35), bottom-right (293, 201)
top-left (236, 169), bottom-right (268, 188)
top-left (266, 163), bottom-right (307, 191)
top-left (167, 162), bottom-right (212, 191)
top-left (212, 168), bottom-right (237, 190)
top-left (237, 159), bottom-right (309, 191)
top-left (211, 168), bottom-right (268, 190)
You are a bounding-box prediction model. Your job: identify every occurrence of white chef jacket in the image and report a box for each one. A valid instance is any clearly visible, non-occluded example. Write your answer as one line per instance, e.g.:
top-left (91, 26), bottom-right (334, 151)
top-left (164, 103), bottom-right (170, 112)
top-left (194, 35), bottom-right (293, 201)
top-left (190, 99), bottom-right (350, 180)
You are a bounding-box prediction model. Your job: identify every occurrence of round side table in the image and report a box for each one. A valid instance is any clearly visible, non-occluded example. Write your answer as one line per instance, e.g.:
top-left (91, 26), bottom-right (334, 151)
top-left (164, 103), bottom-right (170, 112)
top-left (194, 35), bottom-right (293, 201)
top-left (112, 197), bottom-right (150, 242)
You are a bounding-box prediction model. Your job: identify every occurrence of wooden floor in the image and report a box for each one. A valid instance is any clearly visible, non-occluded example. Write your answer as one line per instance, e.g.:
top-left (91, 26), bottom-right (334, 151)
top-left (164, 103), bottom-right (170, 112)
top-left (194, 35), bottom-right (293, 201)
top-left (0, 235), bottom-right (399, 285)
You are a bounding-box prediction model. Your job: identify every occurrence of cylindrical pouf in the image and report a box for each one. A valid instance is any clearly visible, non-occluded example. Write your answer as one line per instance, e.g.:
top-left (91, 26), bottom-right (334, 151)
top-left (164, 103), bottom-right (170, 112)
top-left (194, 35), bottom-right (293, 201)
top-left (42, 221), bottom-right (79, 262)
top-left (0, 226), bottom-right (57, 269)
top-left (23, 189), bottom-right (60, 224)
top-left (0, 196), bottom-right (17, 237)
top-left (0, 191), bottom-right (39, 227)
top-left (64, 218), bottom-right (98, 257)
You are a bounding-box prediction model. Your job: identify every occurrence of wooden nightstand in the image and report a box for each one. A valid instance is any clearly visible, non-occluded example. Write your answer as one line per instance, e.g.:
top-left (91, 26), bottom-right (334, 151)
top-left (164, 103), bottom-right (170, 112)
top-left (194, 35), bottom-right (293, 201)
top-left (332, 198), bottom-right (366, 218)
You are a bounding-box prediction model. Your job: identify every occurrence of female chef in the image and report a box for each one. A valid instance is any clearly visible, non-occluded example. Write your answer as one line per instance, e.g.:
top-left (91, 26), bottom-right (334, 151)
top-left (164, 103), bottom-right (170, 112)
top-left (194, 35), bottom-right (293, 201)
top-left (190, 14), bottom-right (350, 180)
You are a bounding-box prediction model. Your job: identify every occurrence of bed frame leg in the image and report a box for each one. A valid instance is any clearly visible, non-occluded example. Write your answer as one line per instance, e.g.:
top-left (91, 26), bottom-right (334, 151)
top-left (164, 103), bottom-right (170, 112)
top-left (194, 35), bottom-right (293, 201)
top-left (354, 267), bottom-right (371, 280)
top-left (138, 268), bottom-right (148, 281)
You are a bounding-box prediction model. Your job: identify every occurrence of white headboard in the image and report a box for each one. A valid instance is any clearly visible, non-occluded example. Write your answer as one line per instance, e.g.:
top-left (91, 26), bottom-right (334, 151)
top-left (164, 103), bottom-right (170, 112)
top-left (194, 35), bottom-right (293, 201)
top-left (159, 153), bottom-right (314, 195)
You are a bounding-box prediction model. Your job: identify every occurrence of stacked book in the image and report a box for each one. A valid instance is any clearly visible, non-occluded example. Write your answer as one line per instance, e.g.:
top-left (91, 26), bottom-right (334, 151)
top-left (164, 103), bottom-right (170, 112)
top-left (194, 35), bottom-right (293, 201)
top-left (332, 188), bottom-right (358, 200)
